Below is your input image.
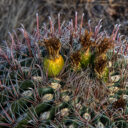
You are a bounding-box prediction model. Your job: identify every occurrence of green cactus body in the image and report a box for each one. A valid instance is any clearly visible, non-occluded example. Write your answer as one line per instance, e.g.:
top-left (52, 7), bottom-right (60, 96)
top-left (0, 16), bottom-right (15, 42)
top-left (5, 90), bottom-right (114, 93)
top-left (38, 87), bottom-right (54, 96)
top-left (43, 55), bottom-right (64, 77)
top-left (0, 91), bottom-right (7, 105)
top-left (20, 80), bottom-right (34, 91)
top-left (11, 98), bottom-right (29, 115)
top-left (15, 102), bottom-right (53, 128)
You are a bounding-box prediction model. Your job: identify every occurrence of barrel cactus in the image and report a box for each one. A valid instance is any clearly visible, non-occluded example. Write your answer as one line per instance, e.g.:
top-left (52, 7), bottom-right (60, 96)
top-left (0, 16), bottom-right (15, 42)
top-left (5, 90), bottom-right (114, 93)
top-left (0, 13), bottom-right (127, 128)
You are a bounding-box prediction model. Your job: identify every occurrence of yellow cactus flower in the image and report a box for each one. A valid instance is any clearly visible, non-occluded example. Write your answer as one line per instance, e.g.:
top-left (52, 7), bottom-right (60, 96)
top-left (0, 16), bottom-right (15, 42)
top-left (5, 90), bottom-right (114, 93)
top-left (43, 55), bottom-right (64, 77)
top-left (79, 29), bottom-right (95, 68)
top-left (43, 38), bottom-right (64, 77)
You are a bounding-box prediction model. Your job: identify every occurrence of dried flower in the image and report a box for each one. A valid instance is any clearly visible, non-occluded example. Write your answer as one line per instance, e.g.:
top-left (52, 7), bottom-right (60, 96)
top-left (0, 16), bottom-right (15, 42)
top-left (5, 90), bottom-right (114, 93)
top-left (70, 51), bottom-right (81, 70)
top-left (112, 97), bottom-right (126, 109)
top-left (43, 37), bottom-right (64, 77)
top-left (44, 37), bottom-right (61, 59)
top-left (80, 29), bottom-right (95, 50)
top-left (96, 38), bottom-right (114, 55)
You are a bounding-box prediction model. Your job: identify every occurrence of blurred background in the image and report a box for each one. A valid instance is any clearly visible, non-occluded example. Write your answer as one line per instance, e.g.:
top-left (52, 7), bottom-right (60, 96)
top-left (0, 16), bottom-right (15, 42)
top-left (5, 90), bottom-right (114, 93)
top-left (0, 0), bottom-right (128, 43)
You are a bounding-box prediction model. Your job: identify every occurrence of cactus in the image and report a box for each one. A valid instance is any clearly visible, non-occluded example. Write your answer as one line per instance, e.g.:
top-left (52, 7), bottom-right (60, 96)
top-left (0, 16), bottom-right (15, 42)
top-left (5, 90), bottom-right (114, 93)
top-left (0, 12), bottom-right (128, 128)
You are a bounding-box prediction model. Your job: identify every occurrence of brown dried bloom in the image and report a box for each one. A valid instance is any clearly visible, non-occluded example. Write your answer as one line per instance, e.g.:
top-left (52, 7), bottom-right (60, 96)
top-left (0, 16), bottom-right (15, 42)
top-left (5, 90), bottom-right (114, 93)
top-left (80, 29), bottom-right (95, 50)
top-left (94, 54), bottom-right (107, 74)
top-left (70, 51), bottom-right (81, 67)
top-left (96, 37), bottom-right (114, 55)
top-left (112, 97), bottom-right (126, 109)
top-left (44, 37), bottom-right (61, 58)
